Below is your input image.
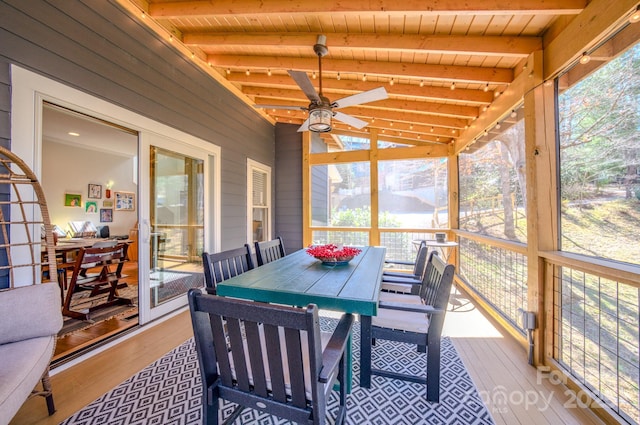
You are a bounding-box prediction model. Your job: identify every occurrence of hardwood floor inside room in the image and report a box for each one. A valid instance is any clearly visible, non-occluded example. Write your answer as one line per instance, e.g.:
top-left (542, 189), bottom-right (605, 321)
top-left (11, 288), bottom-right (604, 425)
top-left (53, 261), bottom-right (140, 364)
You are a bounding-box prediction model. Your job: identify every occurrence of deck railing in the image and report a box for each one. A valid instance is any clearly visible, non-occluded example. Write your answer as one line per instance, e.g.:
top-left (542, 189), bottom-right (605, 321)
top-left (456, 232), bottom-right (528, 333)
top-left (542, 252), bottom-right (640, 424)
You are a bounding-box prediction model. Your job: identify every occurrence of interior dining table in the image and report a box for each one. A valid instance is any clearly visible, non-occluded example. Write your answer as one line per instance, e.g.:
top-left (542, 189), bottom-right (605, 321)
top-left (216, 245), bottom-right (386, 391)
top-left (44, 237), bottom-right (132, 291)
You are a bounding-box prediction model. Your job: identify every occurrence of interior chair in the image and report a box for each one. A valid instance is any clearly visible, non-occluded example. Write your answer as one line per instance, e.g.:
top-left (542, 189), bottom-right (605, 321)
top-left (0, 146), bottom-right (63, 421)
top-left (202, 244), bottom-right (254, 295)
top-left (62, 242), bottom-right (133, 320)
top-left (255, 236), bottom-right (286, 266)
top-left (381, 243), bottom-right (429, 295)
top-left (366, 251), bottom-right (454, 402)
top-left (188, 290), bottom-right (354, 425)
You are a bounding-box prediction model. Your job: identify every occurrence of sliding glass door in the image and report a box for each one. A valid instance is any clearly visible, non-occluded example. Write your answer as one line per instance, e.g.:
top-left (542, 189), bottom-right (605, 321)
top-left (139, 133), bottom-right (216, 322)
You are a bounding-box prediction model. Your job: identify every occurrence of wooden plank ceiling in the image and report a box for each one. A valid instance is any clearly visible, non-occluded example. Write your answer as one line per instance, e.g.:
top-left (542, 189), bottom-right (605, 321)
top-left (126, 0), bottom-right (587, 148)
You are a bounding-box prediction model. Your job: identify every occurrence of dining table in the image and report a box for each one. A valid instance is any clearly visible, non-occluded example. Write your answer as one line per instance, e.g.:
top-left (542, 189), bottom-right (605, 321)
top-left (216, 245), bottom-right (386, 390)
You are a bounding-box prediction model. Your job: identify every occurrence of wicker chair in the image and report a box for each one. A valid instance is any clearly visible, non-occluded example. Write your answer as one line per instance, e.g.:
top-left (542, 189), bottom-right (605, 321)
top-left (0, 146), bottom-right (63, 421)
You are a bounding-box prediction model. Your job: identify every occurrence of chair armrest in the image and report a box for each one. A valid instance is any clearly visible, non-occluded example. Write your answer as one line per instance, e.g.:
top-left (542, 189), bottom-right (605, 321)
top-left (384, 259), bottom-right (415, 266)
top-left (378, 300), bottom-right (445, 316)
top-left (381, 275), bottom-right (421, 285)
top-left (319, 313), bottom-right (355, 383)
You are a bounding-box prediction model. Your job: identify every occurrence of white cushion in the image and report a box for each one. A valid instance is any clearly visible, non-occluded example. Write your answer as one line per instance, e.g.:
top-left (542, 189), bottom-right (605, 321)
top-left (372, 308), bottom-right (430, 334)
top-left (380, 282), bottom-right (415, 293)
top-left (379, 292), bottom-right (422, 305)
top-left (0, 283), bottom-right (62, 345)
top-left (0, 336), bottom-right (56, 422)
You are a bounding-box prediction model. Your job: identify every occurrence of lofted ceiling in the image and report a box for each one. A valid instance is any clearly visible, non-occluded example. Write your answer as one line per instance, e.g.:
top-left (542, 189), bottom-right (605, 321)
top-left (122, 0), bottom-right (589, 148)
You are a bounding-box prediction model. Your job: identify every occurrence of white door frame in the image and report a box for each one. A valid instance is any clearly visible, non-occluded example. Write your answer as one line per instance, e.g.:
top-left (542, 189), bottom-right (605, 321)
top-left (10, 65), bottom-right (221, 324)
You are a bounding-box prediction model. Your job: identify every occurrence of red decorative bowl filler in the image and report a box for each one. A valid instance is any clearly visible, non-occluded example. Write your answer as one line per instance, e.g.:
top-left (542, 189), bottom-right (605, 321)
top-left (306, 244), bottom-right (362, 264)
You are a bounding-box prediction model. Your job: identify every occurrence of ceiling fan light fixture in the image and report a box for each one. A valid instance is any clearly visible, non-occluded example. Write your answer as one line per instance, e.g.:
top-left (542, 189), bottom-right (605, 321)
top-left (308, 107), bottom-right (332, 133)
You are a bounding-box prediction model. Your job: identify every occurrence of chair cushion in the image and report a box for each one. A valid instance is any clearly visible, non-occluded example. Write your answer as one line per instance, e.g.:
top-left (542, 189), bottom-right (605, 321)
top-left (372, 308), bottom-right (431, 334)
top-left (230, 328), bottom-right (334, 399)
top-left (379, 291), bottom-right (423, 305)
top-left (0, 336), bottom-right (56, 422)
top-left (0, 283), bottom-right (63, 345)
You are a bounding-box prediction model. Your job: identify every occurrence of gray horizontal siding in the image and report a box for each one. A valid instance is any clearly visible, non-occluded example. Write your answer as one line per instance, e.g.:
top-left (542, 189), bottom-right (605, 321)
top-left (275, 123), bottom-right (302, 252)
top-left (0, 0), bottom-right (281, 248)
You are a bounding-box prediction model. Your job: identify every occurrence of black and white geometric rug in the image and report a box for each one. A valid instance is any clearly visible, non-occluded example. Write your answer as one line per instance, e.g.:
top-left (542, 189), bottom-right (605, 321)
top-left (61, 318), bottom-right (494, 425)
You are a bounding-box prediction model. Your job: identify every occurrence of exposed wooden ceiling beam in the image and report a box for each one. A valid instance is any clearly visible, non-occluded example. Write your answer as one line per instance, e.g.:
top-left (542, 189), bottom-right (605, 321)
top-left (227, 74), bottom-right (496, 104)
top-left (543, 0), bottom-right (636, 78)
top-left (244, 87), bottom-right (479, 118)
top-left (208, 54), bottom-right (514, 84)
top-left (262, 104), bottom-right (468, 131)
top-left (150, 0), bottom-right (586, 17)
top-left (184, 32), bottom-right (542, 58)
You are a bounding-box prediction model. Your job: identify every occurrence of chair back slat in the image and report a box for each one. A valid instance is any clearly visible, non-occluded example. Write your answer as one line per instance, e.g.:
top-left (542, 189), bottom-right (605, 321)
top-left (262, 323), bottom-right (287, 402)
top-left (420, 251), bottom-right (455, 310)
top-left (202, 244), bottom-right (253, 294)
top-left (412, 245), bottom-right (429, 278)
top-left (255, 236), bottom-right (286, 266)
top-left (210, 313), bottom-right (233, 387)
top-left (227, 317), bottom-right (251, 392)
top-left (245, 321), bottom-right (268, 397)
top-left (284, 327), bottom-right (307, 408)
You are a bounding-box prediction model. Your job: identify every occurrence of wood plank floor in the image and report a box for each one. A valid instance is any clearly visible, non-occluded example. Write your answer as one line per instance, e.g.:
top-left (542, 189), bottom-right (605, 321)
top-left (11, 290), bottom-right (606, 425)
top-left (53, 262), bottom-right (140, 362)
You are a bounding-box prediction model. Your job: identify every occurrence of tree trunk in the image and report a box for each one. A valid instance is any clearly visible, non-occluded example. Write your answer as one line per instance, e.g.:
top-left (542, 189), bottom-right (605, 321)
top-left (498, 143), bottom-right (516, 239)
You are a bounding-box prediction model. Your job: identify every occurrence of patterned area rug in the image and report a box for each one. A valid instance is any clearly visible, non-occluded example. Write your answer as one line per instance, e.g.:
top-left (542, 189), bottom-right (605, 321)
top-left (61, 318), bottom-right (494, 425)
top-left (60, 283), bottom-right (139, 337)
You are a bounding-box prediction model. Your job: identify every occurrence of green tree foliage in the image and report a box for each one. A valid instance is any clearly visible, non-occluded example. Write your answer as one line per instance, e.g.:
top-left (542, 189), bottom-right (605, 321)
top-left (331, 206), bottom-right (400, 227)
top-left (559, 44), bottom-right (640, 201)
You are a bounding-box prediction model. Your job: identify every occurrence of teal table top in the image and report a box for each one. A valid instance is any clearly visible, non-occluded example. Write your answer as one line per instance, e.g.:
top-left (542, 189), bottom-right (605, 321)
top-left (216, 246), bottom-right (386, 317)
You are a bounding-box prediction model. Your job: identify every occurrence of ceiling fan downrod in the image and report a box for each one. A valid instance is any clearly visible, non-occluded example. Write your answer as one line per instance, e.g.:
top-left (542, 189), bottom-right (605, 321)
top-left (313, 34), bottom-right (328, 97)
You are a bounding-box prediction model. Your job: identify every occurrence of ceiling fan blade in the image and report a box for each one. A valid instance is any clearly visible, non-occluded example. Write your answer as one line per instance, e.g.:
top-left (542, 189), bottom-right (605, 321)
top-left (254, 104), bottom-right (306, 111)
top-left (333, 87), bottom-right (388, 109)
top-left (334, 112), bottom-right (369, 129)
top-left (297, 118), bottom-right (310, 132)
top-left (288, 70), bottom-right (321, 103)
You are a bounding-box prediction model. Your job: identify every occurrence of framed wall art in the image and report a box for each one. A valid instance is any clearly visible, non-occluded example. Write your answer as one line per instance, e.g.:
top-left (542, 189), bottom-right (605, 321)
top-left (85, 201), bottom-right (98, 213)
top-left (88, 183), bottom-right (102, 199)
top-left (115, 191), bottom-right (135, 211)
top-left (100, 208), bottom-right (113, 222)
top-left (64, 193), bottom-right (82, 207)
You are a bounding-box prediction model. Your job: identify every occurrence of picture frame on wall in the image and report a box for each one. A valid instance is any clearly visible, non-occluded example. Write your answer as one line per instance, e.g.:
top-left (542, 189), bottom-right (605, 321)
top-left (64, 193), bottom-right (82, 207)
top-left (103, 200), bottom-right (113, 208)
top-left (88, 183), bottom-right (102, 199)
top-left (85, 201), bottom-right (98, 213)
top-left (100, 208), bottom-right (113, 222)
top-left (115, 191), bottom-right (135, 211)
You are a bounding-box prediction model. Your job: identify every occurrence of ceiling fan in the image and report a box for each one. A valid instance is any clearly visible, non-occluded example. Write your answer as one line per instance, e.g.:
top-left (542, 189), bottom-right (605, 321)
top-left (255, 35), bottom-right (388, 133)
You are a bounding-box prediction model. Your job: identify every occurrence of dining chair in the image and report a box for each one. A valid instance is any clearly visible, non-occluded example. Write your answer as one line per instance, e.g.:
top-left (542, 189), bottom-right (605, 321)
top-left (254, 236), bottom-right (286, 266)
top-left (62, 243), bottom-right (133, 320)
top-left (202, 244), bottom-right (254, 295)
top-left (367, 251), bottom-right (454, 402)
top-left (188, 290), bottom-right (354, 425)
top-left (381, 243), bottom-right (429, 295)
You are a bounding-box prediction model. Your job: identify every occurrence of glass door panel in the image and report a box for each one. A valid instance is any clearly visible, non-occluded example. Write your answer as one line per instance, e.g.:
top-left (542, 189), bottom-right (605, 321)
top-left (149, 146), bottom-right (204, 308)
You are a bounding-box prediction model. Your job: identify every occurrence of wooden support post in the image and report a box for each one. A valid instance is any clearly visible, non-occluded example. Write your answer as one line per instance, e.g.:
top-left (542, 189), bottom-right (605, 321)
top-left (447, 148), bottom-right (459, 268)
top-left (524, 50), bottom-right (559, 366)
top-left (369, 129), bottom-right (380, 247)
top-left (302, 131), bottom-right (311, 246)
